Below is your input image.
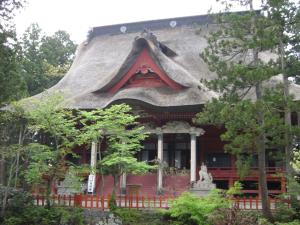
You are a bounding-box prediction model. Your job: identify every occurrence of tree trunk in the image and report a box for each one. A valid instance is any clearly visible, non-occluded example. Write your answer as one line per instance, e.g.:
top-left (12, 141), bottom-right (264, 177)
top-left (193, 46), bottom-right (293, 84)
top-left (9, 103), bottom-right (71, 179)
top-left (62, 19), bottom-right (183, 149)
top-left (249, 0), bottom-right (273, 220)
top-left (112, 174), bottom-right (118, 196)
top-left (255, 83), bottom-right (273, 221)
top-left (0, 154), bottom-right (5, 185)
top-left (45, 178), bottom-right (52, 208)
top-left (1, 158), bottom-right (16, 217)
top-left (280, 40), bottom-right (293, 177)
top-left (97, 140), bottom-right (105, 196)
top-left (14, 125), bottom-right (24, 188)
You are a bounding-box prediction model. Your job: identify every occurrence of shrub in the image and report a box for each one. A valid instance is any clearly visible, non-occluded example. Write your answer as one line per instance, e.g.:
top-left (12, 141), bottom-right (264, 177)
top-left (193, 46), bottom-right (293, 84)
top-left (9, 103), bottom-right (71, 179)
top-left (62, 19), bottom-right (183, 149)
top-left (208, 206), bottom-right (261, 225)
top-left (2, 206), bottom-right (84, 225)
top-left (275, 221), bottom-right (300, 225)
top-left (109, 192), bottom-right (117, 211)
top-left (167, 190), bottom-right (229, 225)
top-left (114, 208), bottom-right (171, 225)
top-left (273, 202), bottom-right (297, 223)
top-left (0, 186), bottom-right (33, 213)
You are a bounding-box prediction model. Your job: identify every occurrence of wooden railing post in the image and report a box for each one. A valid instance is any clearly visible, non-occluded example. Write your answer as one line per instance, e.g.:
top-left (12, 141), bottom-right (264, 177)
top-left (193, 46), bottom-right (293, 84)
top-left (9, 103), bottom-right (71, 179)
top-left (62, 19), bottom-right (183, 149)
top-left (107, 194), bottom-right (111, 209)
top-left (101, 196), bottom-right (104, 210)
top-left (74, 193), bottom-right (82, 207)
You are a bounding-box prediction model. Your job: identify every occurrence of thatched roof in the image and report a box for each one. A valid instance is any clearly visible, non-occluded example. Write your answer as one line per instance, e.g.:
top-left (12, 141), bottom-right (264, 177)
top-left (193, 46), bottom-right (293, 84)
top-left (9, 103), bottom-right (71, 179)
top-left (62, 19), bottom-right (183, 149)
top-left (31, 14), bottom-right (300, 109)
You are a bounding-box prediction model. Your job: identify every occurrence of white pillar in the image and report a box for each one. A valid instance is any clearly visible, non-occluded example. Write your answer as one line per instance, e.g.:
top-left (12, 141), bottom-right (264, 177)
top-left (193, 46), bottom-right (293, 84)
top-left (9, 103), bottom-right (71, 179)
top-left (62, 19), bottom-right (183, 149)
top-left (87, 142), bottom-right (97, 193)
top-left (120, 172), bottom-right (127, 195)
top-left (90, 142), bottom-right (97, 172)
top-left (157, 133), bottom-right (163, 192)
top-left (190, 133), bottom-right (197, 183)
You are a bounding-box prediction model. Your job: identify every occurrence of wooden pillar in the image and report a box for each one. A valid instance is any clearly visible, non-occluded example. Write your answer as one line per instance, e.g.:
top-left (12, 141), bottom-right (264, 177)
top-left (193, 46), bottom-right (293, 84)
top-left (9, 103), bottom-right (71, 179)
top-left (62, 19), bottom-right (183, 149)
top-left (229, 178), bottom-right (234, 188)
top-left (81, 148), bottom-right (87, 164)
top-left (258, 180), bottom-right (262, 198)
top-left (281, 176), bottom-right (286, 193)
top-left (190, 133), bottom-right (197, 183)
top-left (157, 132), bottom-right (163, 194)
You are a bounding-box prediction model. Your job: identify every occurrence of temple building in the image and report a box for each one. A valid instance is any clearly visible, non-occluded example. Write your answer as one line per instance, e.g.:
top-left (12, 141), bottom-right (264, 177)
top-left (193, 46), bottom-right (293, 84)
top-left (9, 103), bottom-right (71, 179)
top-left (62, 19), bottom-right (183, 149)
top-left (37, 14), bottom-right (300, 196)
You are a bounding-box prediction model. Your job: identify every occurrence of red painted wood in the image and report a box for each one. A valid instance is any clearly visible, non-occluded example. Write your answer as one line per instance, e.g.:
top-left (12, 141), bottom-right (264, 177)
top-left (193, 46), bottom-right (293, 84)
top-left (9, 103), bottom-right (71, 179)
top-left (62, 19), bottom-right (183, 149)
top-left (101, 196), bottom-right (104, 210)
top-left (33, 194), bottom-right (298, 210)
top-left (109, 48), bottom-right (183, 94)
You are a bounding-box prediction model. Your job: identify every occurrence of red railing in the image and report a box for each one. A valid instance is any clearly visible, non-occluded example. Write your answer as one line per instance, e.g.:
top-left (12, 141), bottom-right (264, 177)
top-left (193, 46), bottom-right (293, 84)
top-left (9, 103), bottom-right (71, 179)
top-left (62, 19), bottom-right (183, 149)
top-left (32, 194), bottom-right (174, 209)
top-left (231, 196), bottom-right (291, 210)
top-left (32, 194), bottom-right (292, 210)
top-left (207, 167), bottom-right (285, 178)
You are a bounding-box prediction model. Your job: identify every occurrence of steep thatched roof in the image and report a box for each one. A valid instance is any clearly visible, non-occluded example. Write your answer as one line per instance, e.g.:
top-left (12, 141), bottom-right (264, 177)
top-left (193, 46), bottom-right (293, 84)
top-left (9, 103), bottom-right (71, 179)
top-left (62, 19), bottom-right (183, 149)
top-left (30, 14), bottom-right (300, 109)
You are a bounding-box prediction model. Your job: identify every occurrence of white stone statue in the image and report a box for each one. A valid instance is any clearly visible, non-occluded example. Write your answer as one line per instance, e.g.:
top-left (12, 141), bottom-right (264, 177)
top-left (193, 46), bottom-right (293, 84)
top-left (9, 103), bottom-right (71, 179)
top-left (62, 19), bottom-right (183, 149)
top-left (191, 162), bottom-right (216, 195)
top-left (198, 162), bottom-right (213, 183)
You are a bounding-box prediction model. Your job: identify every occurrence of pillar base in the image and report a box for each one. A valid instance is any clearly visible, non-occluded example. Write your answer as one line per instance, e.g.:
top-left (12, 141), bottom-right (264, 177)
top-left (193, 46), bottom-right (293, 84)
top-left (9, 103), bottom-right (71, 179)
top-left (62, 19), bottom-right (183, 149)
top-left (120, 187), bottom-right (126, 196)
top-left (156, 188), bottom-right (164, 195)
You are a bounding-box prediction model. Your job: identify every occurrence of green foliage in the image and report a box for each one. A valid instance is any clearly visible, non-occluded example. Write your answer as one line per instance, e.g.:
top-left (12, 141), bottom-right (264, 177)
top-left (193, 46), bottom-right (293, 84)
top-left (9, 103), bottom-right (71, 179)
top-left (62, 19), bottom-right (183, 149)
top-left (20, 23), bottom-right (77, 95)
top-left (167, 191), bottom-right (229, 225)
top-left (24, 94), bottom-right (80, 187)
top-left (196, 1), bottom-right (300, 219)
top-left (275, 221), bottom-right (300, 225)
top-left (26, 94), bottom-right (79, 150)
top-left (24, 143), bottom-right (55, 184)
top-left (273, 202), bottom-right (298, 223)
top-left (0, 187), bottom-right (33, 213)
top-left (0, 31), bottom-right (27, 105)
top-left (109, 192), bottom-right (117, 211)
top-left (0, 0), bottom-right (25, 33)
top-left (2, 206), bottom-right (84, 225)
top-left (208, 207), bottom-right (262, 225)
top-left (78, 104), bottom-right (153, 194)
top-left (226, 181), bottom-right (243, 197)
top-left (40, 30), bottom-right (76, 68)
top-left (114, 208), bottom-right (171, 225)
top-left (292, 148), bottom-right (300, 172)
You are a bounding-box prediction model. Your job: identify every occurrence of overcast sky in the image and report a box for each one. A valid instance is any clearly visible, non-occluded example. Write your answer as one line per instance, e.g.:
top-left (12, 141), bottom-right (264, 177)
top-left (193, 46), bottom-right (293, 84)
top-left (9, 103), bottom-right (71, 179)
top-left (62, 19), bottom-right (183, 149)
top-left (14, 0), bottom-right (256, 44)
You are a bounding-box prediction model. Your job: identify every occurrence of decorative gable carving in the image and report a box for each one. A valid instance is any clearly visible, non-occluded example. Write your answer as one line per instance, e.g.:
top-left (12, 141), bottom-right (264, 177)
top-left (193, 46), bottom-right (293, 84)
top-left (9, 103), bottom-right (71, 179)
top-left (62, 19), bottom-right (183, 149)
top-left (108, 48), bottom-right (183, 94)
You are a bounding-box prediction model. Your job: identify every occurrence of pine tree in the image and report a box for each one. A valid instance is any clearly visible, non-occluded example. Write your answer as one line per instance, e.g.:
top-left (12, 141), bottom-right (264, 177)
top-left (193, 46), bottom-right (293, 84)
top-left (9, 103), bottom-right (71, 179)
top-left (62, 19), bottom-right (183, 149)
top-left (195, 0), bottom-right (299, 219)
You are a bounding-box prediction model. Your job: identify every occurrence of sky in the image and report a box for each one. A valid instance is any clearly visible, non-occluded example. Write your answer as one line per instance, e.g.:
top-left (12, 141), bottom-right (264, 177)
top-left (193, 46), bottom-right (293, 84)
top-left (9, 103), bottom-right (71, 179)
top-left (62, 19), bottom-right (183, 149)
top-left (14, 0), bottom-right (255, 44)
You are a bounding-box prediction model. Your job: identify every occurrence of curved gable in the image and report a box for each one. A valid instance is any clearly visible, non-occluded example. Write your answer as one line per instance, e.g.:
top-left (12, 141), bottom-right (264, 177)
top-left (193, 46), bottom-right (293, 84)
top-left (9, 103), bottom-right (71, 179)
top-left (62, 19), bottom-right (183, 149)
top-left (108, 47), bottom-right (183, 94)
top-left (94, 31), bottom-right (194, 94)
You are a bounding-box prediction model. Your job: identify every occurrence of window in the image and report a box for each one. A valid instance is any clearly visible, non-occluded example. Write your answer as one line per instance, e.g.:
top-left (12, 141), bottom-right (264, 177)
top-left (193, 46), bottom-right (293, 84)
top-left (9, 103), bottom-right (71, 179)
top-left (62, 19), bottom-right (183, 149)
top-left (206, 153), bottom-right (231, 167)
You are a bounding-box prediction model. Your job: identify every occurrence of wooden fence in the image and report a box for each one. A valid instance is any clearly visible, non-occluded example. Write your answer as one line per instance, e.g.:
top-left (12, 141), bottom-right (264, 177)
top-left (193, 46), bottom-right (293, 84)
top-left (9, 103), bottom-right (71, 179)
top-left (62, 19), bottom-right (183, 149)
top-left (32, 194), bottom-right (291, 210)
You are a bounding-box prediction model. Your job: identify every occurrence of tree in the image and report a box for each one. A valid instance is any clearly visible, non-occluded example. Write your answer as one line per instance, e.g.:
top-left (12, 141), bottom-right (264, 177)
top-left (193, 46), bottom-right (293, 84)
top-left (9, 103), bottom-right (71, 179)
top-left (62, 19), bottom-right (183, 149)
top-left (194, 0), bottom-right (298, 220)
top-left (0, 102), bottom-right (28, 217)
top-left (263, 0), bottom-right (300, 179)
top-left (0, 0), bottom-right (25, 33)
top-left (0, 0), bottom-right (27, 105)
top-left (40, 30), bottom-right (77, 88)
top-left (20, 24), bottom-right (77, 95)
top-left (20, 23), bottom-right (48, 95)
top-left (40, 30), bottom-right (77, 68)
top-left (78, 104), bottom-right (153, 196)
top-left (24, 94), bottom-right (81, 207)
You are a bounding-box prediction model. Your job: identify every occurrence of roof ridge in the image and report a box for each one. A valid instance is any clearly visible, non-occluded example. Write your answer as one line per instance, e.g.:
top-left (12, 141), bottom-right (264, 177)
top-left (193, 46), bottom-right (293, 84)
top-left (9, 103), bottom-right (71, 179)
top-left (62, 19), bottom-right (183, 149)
top-left (88, 10), bottom-right (260, 40)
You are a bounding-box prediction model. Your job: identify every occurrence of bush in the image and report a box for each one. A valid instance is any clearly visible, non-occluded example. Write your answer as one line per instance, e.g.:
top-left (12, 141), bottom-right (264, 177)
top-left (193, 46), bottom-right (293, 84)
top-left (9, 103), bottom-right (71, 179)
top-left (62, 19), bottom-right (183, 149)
top-left (208, 206), bottom-right (261, 225)
top-left (2, 206), bottom-right (84, 225)
top-left (273, 202), bottom-right (297, 223)
top-left (0, 186), bottom-right (33, 213)
top-left (275, 221), bottom-right (300, 225)
top-left (114, 208), bottom-right (171, 225)
top-left (109, 192), bottom-right (117, 211)
top-left (167, 190), bottom-right (229, 225)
